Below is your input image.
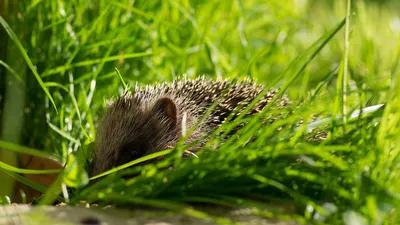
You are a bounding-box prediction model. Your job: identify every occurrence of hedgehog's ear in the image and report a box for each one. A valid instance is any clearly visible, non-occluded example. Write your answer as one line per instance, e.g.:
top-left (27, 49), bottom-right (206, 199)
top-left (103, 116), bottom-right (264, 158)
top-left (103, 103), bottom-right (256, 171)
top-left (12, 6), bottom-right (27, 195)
top-left (152, 97), bottom-right (178, 126)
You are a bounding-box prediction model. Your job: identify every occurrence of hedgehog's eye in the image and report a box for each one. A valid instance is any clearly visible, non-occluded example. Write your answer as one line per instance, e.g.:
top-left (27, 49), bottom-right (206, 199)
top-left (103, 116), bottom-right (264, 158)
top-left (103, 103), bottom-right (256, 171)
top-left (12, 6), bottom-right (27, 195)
top-left (131, 150), bottom-right (144, 159)
top-left (117, 144), bottom-right (146, 166)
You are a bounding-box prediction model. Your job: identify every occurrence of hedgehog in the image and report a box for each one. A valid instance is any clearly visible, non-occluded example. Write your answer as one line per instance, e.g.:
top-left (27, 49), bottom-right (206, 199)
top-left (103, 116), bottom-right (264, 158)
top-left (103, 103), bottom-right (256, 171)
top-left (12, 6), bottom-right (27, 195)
top-left (89, 77), bottom-right (290, 176)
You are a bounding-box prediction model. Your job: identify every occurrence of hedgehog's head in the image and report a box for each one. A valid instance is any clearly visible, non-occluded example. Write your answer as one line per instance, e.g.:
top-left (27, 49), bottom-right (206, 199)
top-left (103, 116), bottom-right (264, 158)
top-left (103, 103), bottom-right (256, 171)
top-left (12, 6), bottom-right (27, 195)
top-left (89, 95), bottom-right (181, 176)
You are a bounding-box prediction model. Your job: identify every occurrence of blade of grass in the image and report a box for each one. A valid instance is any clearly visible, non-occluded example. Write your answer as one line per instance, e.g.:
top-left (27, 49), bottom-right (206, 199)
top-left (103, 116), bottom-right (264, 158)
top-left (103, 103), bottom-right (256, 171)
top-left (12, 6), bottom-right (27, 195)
top-left (45, 82), bottom-right (81, 122)
top-left (0, 167), bottom-right (64, 202)
top-left (47, 122), bottom-right (81, 145)
top-left (0, 161), bottom-right (61, 174)
top-left (38, 172), bottom-right (64, 205)
top-left (89, 149), bottom-right (173, 180)
top-left (0, 167), bottom-right (48, 194)
top-left (0, 15), bottom-right (57, 113)
top-left (115, 67), bottom-right (127, 91)
top-left (0, 140), bottom-right (56, 158)
top-left (342, 0), bottom-right (352, 126)
top-left (43, 51), bottom-right (153, 76)
top-left (0, 60), bottom-right (24, 84)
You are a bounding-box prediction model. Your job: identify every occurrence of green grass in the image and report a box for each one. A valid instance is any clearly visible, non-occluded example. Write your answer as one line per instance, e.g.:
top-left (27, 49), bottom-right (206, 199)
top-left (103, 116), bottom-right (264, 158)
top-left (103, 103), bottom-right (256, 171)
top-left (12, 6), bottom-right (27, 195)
top-left (1, 0), bottom-right (400, 224)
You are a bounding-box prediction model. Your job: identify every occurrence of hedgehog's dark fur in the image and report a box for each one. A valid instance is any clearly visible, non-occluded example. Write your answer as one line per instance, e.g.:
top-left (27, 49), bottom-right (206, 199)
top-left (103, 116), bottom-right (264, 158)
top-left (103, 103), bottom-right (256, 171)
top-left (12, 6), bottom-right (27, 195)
top-left (90, 77), bottom-right (289, 176)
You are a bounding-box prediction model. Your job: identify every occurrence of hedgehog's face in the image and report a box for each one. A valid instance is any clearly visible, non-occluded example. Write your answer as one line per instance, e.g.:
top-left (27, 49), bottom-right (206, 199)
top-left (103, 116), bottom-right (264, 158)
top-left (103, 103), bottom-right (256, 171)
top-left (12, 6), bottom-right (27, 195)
top-left (90, 97), bottom-right (180, 176)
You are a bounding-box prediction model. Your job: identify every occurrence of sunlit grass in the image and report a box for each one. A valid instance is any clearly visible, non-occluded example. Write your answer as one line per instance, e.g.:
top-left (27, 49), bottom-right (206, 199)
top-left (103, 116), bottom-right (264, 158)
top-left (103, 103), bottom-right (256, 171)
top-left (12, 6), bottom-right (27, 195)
top-left (0, 0), bottom-right (400, 224)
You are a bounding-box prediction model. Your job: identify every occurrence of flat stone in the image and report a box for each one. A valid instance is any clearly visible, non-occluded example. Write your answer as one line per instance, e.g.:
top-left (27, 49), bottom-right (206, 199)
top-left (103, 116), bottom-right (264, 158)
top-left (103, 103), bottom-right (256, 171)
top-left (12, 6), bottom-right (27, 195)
top-left (0, 204), bottom-right (300, 225)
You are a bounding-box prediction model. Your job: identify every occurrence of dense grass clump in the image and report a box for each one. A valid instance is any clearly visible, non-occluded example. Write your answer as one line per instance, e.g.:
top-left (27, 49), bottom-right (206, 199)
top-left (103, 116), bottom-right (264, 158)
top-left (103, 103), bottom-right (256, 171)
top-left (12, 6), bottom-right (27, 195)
top-left (1, 0), bottom-right (400, 224)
